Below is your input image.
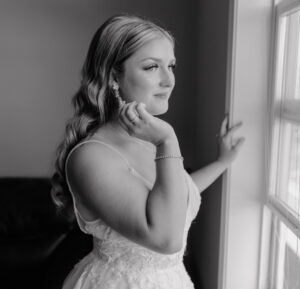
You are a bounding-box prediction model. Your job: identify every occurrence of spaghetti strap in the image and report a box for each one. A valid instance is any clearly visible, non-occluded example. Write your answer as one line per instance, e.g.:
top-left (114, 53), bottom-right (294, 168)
top-left (65, 140), bottom-right (132, 170)
top-left (65, 139), bottom-right (153, 192)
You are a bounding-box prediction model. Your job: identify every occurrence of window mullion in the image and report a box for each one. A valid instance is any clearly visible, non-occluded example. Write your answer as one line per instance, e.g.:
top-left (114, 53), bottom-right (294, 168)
top-left (280, 99), bottom-right (300, 123)
top-left (267, 195), bottom-right (300, 238)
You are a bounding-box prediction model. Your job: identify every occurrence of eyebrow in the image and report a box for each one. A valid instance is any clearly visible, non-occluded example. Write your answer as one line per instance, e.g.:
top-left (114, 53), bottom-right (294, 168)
top-left (140, 57), bottom-right (176, 63)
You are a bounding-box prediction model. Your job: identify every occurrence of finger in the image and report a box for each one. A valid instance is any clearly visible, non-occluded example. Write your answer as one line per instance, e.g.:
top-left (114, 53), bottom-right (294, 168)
top-left (119, 102), bottom-right (128, 117)
top-left (133, 102), bottom-right (141, 118)
top-left (233, 137), bottom-right (245, 150)
top-left (119, 104), bottom-right (135, 128)
top-left (125, 101), bottom-right (139, 121)
top-left (121, 102), bottom-right (133, 119)
top-left (120, 113), bottom-right (136, 131)
top-left (225, 121), bottom-right (243, 138)
top-left (136, 103), bottom-right (152, 123)
top-left (220, 116), bottom-right (229, 137)
top-left (125, 103), bottom-right (140, 128)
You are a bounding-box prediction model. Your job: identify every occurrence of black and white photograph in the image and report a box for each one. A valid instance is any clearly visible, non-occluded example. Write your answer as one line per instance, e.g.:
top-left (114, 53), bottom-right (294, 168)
top-left (0, 0), bottom-right (299, 289)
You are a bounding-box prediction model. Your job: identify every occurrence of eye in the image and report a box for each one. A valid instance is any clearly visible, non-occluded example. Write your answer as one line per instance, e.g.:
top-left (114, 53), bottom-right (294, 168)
top-left (144, 64), bottom-right (159, 71)
top-left (169, 63), bottom-right (177, 71)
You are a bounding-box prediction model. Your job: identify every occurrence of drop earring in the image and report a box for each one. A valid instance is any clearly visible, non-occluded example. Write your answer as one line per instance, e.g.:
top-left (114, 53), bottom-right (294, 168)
top-left (112, 82), bottom-right (125, 107)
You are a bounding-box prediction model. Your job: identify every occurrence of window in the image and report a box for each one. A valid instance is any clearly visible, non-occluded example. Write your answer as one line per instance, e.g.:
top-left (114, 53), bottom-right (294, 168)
top-left (268, 0), bottom-right (300, 288)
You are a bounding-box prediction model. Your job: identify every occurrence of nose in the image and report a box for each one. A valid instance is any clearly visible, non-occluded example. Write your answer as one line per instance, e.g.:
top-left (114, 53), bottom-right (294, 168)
top-left (159, 68), bottom-right (174, 88)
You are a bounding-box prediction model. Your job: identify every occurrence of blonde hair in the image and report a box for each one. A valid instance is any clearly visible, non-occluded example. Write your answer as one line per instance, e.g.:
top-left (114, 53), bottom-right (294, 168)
top-left (51, 14), bottom-right (174, 217)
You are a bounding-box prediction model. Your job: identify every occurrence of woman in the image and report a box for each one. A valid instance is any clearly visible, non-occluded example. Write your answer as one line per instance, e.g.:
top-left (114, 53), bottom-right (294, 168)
top-left (51, 14), bottom-right (244, 289)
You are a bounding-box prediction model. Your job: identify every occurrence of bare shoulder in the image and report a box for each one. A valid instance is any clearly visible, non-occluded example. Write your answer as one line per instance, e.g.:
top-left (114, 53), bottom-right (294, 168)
top-left (66, 140), bottom-right (127, 176)
top-left (66, 140), bottom-right (132, 206)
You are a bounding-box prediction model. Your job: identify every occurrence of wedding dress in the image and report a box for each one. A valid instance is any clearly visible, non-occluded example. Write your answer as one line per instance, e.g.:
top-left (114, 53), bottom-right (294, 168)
top-left (62, 140), bottom-right (201, 289)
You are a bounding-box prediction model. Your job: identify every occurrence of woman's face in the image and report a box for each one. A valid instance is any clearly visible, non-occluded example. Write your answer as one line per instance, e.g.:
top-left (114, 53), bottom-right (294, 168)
top-left (117, 36), bottom-right (176, 115)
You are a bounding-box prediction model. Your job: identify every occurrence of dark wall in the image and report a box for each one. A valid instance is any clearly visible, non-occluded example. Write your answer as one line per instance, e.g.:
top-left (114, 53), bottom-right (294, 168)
top-left (187, 1), bottom-right (231, 289)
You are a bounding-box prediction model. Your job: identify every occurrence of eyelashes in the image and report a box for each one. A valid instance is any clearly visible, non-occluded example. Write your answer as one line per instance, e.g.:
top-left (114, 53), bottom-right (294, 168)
top-left (143, 63), bottom-right (177, 72)
top-left (169, 63), bottom-right (177, 71)
top-left (144, 64), bottom-right (159, 71)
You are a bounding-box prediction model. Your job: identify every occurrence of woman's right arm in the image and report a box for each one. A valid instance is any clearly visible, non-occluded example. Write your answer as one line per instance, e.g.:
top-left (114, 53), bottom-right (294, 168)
top-left (146, 134), bottom-right (187, 253)
top-left (66, 104), bottom-right (188, 255)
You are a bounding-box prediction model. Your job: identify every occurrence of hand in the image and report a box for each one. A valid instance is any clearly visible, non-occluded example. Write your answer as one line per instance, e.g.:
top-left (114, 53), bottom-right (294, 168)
top-left (118, 101), bottom-right (176, 145)
top-left (217, 116), bottom-right (245, 167)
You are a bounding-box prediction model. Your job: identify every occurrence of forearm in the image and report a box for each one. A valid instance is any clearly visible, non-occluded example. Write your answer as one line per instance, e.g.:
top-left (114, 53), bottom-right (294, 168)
top-left (146, 136), bottom-right (188, 250)
top-left (190, 160), bottom-right (228, 194)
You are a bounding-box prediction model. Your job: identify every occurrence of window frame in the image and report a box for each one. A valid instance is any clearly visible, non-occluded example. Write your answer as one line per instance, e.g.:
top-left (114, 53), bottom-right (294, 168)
top-left (217, 0), bottom-right (300, 287)
top-left (217, 0), bottom-right (274, 288)
top-left (266, 0), bottom-right (300, 287)
top-left (267, 0), bottom-right (300, 238)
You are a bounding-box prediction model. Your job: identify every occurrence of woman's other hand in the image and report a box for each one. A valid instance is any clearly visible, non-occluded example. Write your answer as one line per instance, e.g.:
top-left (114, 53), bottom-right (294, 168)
top-left (217, 116), bottom-right (245, 167)
top-left (118, 101), bottom-right (176, 145)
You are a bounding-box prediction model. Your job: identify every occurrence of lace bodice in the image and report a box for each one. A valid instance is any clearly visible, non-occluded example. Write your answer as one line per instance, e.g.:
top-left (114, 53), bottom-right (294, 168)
top-left (63, 140), bottom-right (201, 289)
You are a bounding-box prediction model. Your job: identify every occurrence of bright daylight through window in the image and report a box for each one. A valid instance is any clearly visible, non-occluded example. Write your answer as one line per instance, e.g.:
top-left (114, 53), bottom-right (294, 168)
top-left (268, 0), bottom-right (300, 288)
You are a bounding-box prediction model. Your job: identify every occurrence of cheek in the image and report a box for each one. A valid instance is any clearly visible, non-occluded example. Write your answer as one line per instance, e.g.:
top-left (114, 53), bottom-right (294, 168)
top-left (122, 74), bottom-right (154, 101)
top-left (129, 73), bottom-right (154, 90)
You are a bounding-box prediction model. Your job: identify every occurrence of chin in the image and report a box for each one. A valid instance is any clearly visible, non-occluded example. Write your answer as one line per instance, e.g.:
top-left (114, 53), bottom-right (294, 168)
top-left (151, 104), bottom-right (169, 116)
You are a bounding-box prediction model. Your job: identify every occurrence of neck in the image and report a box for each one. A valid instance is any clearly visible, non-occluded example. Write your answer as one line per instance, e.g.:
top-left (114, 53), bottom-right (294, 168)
top-left (101, 119), bottom-right (156, 153)
top-left (105, 118), bottom-right (131, 138)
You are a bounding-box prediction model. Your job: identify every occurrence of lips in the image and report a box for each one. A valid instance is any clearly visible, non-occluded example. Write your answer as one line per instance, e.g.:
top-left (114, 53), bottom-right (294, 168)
top-left (154, 92), bottom-right (169, 98)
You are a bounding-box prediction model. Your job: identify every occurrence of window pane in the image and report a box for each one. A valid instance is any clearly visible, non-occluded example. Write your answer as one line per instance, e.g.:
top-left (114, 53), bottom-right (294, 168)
top-left (276, 122), bottom-right (300, 215)
top-left (274, 220), bottom-right (300, 289)
top-left (281, 10), bottom-right (300, 101)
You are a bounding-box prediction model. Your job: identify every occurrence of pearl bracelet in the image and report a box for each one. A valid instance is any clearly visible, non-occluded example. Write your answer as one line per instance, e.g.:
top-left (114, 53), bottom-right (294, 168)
top-left (155, 155), bottom-right (184, 161)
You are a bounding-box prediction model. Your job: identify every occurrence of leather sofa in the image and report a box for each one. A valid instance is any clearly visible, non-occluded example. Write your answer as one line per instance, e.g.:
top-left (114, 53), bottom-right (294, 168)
top-left (0, 178), bottom-right (92, 289)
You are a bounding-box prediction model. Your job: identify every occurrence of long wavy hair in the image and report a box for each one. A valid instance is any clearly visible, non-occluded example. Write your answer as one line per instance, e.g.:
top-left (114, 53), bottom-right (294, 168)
top-left (51, 14), bottom-right (174, 218)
